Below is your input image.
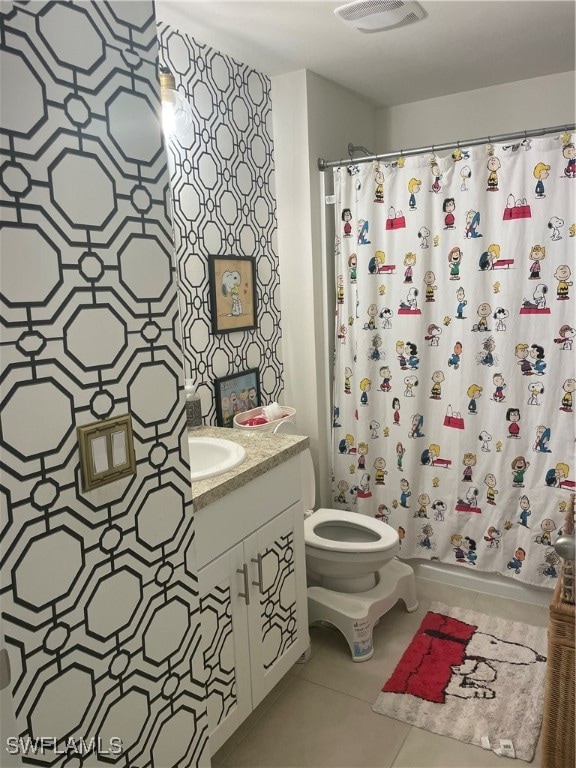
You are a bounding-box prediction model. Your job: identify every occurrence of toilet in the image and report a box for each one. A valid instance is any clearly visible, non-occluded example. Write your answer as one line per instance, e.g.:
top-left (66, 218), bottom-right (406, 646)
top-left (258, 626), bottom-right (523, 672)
top-left (301, 449), bottom-right (418, 661)
top-left (305, 509), bottom-right (400, 592)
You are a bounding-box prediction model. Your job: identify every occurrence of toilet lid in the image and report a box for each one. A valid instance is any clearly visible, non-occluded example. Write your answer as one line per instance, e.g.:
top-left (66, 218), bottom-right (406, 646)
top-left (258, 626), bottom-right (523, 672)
top-left (305, 509), bottom-right (399, 552)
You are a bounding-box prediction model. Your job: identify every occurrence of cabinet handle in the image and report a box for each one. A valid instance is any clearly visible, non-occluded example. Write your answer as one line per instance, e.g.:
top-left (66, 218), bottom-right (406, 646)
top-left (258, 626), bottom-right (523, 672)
top-left (251, 555), bottom-right (264, 594)
top-left (237, 564), bottom-right (250, 605)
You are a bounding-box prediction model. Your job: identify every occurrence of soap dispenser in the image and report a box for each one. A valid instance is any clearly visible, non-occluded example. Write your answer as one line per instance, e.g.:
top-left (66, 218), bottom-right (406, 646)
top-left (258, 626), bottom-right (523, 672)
top-left (184, 379), bottom-right (202, 429)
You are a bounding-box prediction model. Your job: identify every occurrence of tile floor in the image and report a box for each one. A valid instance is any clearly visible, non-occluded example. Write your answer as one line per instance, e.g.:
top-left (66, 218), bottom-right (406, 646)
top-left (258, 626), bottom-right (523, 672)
top-left (212, 578), bottom-right (549, 768)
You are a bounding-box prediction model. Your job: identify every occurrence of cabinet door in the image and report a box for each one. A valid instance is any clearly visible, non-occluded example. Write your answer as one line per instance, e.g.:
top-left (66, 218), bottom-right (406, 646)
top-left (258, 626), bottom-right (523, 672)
top-left (246, 502), bottom-right (308, 708)
top-left (0, 641), bottom-right (21, 767)
top-left (197, 543), bottom-right (252, 756)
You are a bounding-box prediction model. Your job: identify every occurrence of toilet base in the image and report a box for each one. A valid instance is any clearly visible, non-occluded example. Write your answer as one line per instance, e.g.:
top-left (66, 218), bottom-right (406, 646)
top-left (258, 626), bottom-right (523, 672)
top-left (307, 559), bottom-right (418, 662)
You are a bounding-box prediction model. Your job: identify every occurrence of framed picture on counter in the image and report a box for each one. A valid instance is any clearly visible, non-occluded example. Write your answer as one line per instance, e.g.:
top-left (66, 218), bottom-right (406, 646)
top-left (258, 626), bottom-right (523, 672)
top-left (208, 254), bottom-right (257, 334)
top-left (214, 368), bottom-right (261, 427)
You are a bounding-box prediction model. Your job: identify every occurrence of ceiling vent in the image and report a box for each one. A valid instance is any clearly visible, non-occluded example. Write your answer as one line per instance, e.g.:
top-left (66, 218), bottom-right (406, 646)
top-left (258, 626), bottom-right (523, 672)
top-left (334, 0), bottom-right (426, 33)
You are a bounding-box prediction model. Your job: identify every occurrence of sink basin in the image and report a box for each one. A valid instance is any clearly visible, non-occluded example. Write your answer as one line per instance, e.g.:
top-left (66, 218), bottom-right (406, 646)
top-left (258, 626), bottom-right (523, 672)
top-left (188, 436), bottom-right (246, 481)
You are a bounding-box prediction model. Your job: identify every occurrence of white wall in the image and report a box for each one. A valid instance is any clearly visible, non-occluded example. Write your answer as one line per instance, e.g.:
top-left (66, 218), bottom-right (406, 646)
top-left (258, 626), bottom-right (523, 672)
top-left (377, 71), bottom-right (575, 151)
top-left (272, 71), bottom-right (376, 506)
top-left (270, 69), bottom-right (318, 491)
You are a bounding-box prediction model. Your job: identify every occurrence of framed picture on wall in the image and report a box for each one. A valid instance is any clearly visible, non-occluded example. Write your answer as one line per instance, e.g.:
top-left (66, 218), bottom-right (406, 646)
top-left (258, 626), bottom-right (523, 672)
top-left (214, 368), bottom-right (261, 428)
top-left (208, 254), bottom-right (257, 334)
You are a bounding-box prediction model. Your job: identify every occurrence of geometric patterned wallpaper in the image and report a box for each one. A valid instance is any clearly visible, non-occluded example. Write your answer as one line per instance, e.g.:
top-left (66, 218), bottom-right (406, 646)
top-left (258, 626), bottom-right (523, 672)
top-left (0, 2), bottom-right (207, 765)
top-left (157, 23), bottom-right (284, 423)
top-left (200, 586), bottom-right (237, 730)
top-left (260, 531), bottom-right (297, 671)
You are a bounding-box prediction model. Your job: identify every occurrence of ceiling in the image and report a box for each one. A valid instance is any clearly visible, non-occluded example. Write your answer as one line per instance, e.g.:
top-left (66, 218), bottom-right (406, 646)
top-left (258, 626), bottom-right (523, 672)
top-left (156, 1), bottom-right (576, 108)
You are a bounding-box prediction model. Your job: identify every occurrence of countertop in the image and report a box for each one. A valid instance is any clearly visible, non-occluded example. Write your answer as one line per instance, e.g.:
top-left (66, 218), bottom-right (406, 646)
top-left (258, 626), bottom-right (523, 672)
top-left (189, 425), bottom-right (309, 510)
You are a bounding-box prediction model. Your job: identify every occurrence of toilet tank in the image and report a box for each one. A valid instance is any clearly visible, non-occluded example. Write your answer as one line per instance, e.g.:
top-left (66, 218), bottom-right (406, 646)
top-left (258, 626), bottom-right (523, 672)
top-left (300, 449), bottom-right (316, 513)
top-left (273, 421), bottom-right (315, 512)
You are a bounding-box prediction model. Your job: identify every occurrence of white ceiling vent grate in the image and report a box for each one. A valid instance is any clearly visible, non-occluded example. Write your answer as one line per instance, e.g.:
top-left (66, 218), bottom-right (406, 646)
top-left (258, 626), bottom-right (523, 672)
top-left (334, 0), bottom-right (426, 33)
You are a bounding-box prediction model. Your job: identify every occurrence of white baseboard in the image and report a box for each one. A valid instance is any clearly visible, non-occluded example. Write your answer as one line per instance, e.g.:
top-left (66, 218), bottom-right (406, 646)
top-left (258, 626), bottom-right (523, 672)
top-left (406, 557), bottom-right (552, 606)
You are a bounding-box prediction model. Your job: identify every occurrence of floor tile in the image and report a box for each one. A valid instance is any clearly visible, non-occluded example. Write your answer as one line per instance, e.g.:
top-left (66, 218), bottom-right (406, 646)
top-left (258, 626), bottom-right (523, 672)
top-left (220, 677), bottom-right (411, 767)
top-left (214, 582), bottom-right (549, 768)
top-left (290, 624), bottom-right (332, 677)
top-left (211, 673), bottom-right (294, 766)
top-left (392, 726), bottom-right (536, 767)
top-left (296, 580), bottom-right (479, 703)
top-left (296, 607), bottom-right (420, 704)
top-left (214, 626), bottom-right (336, 764)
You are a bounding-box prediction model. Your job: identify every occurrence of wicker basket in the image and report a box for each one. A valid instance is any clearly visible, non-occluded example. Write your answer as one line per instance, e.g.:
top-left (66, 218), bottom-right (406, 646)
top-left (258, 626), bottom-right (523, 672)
top-left (541, 495), bottom-right (575, 768)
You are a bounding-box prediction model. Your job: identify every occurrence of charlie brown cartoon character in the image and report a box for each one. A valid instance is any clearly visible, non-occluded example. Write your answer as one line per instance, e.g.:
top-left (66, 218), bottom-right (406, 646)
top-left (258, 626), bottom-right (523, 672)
top-left (554, 264), bottom-right (572, 300)
top-left (486, 155), bottom-right (501, 191)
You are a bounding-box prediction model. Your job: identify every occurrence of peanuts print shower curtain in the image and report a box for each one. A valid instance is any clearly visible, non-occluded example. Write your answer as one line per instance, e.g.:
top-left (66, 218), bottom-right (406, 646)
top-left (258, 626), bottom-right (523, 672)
top-left (332, 133), bottom-right (575, 588)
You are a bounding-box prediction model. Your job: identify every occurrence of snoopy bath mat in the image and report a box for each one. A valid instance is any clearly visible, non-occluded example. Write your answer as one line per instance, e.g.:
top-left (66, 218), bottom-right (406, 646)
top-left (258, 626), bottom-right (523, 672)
top-left (373, 603), bottom-right (547, 761)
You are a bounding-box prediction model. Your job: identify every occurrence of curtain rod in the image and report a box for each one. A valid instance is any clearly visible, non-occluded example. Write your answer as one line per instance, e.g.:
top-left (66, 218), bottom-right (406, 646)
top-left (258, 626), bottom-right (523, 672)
top-left (317, 123), bottom-right (575, 171)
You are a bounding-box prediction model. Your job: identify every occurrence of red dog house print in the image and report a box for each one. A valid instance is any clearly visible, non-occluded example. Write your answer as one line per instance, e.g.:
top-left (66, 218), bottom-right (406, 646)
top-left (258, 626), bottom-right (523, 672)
top-left (519, 306), bottom-right (551, 315)
top-left (443, 406), bottom-right (465, 429)
top-left (386, 216), bottom-right (406, 230)
top-left (382, 611), bottom-right (476, 703)
top-left (493, 259), bottom-right (515, 269)
top-left (502, 195), bottom-right (532, 220)
top-left (386, 207), bottom-right (406, 230)
top-left (455, 500), bottom-right (483, 513)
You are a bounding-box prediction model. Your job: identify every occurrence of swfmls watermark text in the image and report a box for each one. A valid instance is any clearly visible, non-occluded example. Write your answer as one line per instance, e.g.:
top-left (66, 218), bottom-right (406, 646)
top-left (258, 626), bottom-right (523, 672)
top-left (6, 737), bottom-right (123, 757)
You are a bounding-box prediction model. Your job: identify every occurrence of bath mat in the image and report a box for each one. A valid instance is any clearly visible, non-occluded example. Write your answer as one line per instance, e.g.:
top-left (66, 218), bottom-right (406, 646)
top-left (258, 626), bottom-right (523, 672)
top-left (373, 602), bottom-right (547, 761)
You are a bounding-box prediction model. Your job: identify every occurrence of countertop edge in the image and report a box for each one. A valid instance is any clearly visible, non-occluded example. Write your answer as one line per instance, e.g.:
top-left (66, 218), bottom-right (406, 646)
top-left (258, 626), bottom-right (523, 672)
top-left (190, 428), bottom-right (309, 511)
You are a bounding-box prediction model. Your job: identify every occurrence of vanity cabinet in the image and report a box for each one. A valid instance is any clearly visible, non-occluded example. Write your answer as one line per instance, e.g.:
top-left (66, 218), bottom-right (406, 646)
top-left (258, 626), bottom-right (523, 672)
top-left (194, 456), bottom-right (308, 756)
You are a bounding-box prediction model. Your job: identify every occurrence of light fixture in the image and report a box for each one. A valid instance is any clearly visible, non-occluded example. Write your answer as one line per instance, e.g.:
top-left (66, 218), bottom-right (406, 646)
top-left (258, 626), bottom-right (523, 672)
top-left (159, 68), bottom-right (193, 138)
top-left (334, 0), bottom-right (426, 33)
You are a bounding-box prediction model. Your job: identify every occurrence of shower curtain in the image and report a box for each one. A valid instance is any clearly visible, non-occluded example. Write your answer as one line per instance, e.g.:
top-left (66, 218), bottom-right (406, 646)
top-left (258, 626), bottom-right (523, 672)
top-left (332, 132), bottom-right (575, 589)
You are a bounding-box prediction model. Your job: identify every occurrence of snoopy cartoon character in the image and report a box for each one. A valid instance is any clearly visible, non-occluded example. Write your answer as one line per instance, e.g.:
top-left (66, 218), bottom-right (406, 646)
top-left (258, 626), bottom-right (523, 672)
top-left (548, 216), bottom-right (564, 241)
top-left (382, 610), bottom-right (546, 703)
top-left (221, 270), bottom-right (242, 316)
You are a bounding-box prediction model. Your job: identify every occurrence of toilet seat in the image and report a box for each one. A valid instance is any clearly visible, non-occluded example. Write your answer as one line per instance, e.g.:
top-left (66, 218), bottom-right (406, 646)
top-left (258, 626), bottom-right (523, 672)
top-left (305, 509), bottom-right (398, 553)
